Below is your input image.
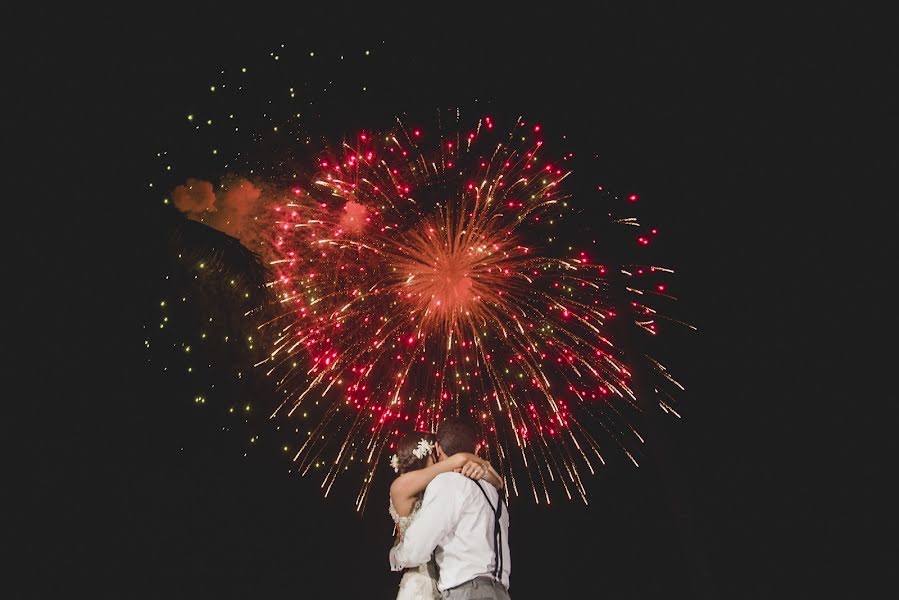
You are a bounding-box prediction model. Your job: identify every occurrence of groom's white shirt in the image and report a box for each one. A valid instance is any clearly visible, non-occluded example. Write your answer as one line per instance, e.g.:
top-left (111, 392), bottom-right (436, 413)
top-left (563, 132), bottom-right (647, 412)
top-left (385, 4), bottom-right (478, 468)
top-left (389, 472), bottom-right (510, 591)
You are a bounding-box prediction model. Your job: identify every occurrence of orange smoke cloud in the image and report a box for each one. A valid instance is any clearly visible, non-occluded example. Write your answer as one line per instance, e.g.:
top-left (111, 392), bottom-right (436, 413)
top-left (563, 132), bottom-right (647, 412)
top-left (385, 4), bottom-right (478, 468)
top-left (172, 178), bottom-right (216, 216)
top-left (213, 178), bottom-right (262, 237)
top-left (171, 177), bottom-right (264, 245)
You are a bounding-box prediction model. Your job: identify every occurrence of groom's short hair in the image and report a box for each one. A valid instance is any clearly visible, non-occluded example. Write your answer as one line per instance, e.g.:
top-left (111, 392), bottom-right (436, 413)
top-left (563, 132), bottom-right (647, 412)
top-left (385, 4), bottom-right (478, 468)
top-left (437, 416), bottom-right (477, 455)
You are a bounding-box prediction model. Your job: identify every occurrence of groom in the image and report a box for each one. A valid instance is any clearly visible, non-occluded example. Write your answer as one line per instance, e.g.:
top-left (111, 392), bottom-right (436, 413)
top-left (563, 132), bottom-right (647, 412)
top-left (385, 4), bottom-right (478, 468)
top-left (389, 417), bottom-right (511, 599)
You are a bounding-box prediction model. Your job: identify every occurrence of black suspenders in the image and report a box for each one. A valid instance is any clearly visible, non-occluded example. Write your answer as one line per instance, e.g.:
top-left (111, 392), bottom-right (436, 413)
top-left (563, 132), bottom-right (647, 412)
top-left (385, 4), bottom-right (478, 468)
top-left (475, 481), bottom-right (505, 580)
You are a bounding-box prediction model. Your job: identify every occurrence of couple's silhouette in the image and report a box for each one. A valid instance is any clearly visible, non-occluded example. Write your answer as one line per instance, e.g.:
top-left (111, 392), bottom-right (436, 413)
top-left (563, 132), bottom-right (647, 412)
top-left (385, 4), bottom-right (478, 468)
top-left (388, 417), bottom-right (511, 599)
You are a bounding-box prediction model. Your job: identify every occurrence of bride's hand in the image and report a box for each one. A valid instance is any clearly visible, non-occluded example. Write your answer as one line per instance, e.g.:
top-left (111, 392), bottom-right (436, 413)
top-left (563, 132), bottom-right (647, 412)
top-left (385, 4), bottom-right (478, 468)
top-left (457, 458), bottom-right (488, 480)
top-left (445, 452), bottom-right (467, 470)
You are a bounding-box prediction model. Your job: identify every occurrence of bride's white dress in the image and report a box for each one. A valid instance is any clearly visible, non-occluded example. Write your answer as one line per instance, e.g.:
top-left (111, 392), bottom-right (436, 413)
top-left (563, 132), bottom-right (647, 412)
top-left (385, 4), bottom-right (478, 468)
top-left (390, 497), bottom-right (440, 600)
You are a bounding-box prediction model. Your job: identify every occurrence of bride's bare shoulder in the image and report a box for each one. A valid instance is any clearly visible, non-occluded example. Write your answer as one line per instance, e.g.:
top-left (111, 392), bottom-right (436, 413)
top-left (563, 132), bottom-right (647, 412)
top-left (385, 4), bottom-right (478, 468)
top-left (389, 484), bottom-right (421, 517)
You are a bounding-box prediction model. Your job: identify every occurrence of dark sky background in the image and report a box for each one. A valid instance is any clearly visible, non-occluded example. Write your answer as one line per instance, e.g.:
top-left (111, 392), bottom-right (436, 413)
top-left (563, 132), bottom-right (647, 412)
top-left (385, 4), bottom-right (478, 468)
top-left (13, 4), bottom-right (897, 599)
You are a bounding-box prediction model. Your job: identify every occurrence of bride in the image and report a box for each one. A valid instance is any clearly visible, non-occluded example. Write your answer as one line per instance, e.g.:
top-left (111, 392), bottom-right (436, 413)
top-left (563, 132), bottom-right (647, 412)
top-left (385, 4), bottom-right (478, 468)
top-left (388, 431), bottom-right (504, 600)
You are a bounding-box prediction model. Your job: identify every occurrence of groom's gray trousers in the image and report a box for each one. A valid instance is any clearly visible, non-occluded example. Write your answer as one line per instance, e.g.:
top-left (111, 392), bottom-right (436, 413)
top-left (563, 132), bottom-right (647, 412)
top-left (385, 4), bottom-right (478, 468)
top-left (441, 576), bottom-right (510, 600)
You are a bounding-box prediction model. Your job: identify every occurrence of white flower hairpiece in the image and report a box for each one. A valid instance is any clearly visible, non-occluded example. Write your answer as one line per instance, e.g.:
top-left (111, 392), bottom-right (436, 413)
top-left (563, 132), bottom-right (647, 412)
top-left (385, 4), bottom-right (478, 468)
top-left (412, 438), bottom-right (435, 459)
top-left (389, 454), bottom-right (399, 473)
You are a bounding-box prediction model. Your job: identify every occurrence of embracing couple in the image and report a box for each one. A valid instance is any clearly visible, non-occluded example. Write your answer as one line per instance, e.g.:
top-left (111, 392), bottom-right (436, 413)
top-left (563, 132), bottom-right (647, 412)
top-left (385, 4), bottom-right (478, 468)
top-left (388, 417), bottom-right (511, 599)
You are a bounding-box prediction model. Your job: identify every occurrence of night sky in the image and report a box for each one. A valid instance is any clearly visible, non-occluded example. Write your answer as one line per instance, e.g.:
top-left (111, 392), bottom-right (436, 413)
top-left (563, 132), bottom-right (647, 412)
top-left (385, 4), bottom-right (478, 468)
top-left (15, 4), bottom-right (896, 599)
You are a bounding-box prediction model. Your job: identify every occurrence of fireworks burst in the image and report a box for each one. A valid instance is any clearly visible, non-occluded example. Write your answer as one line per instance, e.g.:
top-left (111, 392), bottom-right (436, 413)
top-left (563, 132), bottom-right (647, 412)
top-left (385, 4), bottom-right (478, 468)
top-left (253, 114), bottom-right (689, 510)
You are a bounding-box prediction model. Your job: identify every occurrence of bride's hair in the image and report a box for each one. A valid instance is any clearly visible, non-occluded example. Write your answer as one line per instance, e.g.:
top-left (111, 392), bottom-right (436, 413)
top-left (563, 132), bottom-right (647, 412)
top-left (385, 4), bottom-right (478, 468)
top-left (395, 431), bottom-right (437, 474)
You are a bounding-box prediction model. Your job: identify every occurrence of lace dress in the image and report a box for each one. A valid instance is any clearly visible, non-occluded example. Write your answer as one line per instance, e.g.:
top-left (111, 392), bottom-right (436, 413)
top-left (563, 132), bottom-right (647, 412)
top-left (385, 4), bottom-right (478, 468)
top-left (390, 497), bottom-right (440, 600)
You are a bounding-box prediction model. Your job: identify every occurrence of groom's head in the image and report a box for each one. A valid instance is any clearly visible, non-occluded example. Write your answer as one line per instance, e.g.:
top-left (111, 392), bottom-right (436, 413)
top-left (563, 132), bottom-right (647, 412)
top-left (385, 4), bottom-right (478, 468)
top-left (435, 416), bottom-right (477, 461)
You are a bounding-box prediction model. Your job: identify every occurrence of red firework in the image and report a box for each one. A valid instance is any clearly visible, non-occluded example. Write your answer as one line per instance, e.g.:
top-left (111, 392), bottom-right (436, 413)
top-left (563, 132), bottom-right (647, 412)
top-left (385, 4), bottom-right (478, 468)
top-left (256, 116), bottom-right (686, 510)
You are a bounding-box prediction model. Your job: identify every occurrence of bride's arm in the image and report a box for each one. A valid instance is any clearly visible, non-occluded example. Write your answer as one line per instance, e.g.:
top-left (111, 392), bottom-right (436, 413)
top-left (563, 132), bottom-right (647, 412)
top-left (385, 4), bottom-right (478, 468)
top-left (459, 457), bottom-right (505, 490)
top-left (484, 462), bottom-right (505, 490)
top-left (389, 453), bottom-right (468, 504)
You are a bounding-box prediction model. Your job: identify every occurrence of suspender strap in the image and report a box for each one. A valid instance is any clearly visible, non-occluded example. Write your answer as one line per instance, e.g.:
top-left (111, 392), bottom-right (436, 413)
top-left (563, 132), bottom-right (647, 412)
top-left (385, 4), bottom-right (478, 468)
top-left (475, 481), bottom-right (505, 580)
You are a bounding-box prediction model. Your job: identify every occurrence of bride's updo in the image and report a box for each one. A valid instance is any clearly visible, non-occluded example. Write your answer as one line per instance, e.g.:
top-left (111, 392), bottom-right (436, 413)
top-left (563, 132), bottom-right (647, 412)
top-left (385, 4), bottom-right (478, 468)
top-left (394, 431), bottom-right (437, 474)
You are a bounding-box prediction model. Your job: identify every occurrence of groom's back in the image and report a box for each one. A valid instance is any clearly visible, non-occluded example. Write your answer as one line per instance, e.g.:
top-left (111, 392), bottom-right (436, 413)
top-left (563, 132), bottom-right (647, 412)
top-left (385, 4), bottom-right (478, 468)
top-left (431, 472), bottom-right (511, 591)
